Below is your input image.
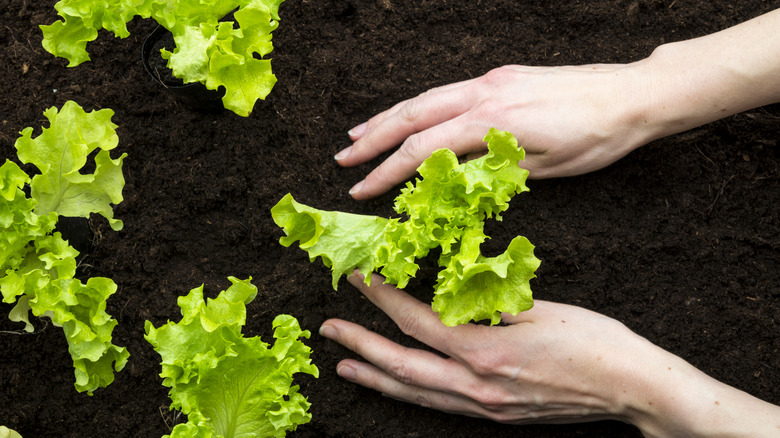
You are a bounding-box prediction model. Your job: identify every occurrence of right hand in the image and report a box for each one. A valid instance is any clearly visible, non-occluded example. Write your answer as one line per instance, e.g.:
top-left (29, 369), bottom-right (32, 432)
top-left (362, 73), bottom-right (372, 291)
top-left (336, 62), bottom-right (659, 199)
top-left (320, 274), bottom-right (780, 438)
top-left (338, 8), bottom-right (780, 200)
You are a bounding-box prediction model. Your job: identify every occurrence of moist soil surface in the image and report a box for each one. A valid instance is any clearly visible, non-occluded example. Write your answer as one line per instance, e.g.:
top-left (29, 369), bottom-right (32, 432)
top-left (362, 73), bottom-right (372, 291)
top-left (2, 1), bottom-right (779, 437)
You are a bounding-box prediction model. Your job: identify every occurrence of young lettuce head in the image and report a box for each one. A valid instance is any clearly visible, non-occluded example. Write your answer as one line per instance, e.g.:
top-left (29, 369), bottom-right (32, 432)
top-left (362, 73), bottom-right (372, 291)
top-left (1, 100), bottom-right (129, 394)
top-left (41, 0), bottom-right (285, 117)
top-left (144, 277), bottom-right (319, 438)
top-left (271, 128), bottom-right (541, 326)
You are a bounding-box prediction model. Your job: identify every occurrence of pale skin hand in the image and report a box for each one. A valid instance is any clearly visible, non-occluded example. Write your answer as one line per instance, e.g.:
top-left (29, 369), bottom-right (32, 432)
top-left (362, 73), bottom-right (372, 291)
top-left (337, 63), bottom-right (652, 199)
top-left (335, 8), bottom-right (780, 200)
top-left (320, 274), bottom-right (780, 437)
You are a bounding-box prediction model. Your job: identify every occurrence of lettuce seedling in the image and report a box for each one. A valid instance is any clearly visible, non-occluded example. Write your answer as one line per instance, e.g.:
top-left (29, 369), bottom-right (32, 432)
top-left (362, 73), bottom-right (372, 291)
top-left (272, 128), bottom-right (541, 326)
top-left (0, 100), bottom-right (129, 394)
top-left (41, 0), bottom-right (284, 117)
top-left (144, 277), bottom-right (319, 438)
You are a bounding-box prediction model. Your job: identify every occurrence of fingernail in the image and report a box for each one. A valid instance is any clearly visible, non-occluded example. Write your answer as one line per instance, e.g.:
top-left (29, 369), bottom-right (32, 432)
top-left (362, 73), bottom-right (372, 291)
top-left (319, 324), bottom-right (337, 339)
top-left (337, 364), bottom-right (357, 381)
top-left (334, 146), bottom-right (352, 161)
top-left (348, 122), bottom-right (367, 138)
top-left (349, 180), bottom-right (364, 195)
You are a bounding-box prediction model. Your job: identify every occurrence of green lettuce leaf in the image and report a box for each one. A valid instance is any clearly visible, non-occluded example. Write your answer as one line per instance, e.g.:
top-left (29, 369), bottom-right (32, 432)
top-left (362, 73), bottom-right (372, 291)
top-left (0, 193), bottom-right (129, 394)
top-left (433, 228), bottom-right (540, 326)
top-left (0, 160), bottom-right (57, 276)
top-left (1, 101), bottom-right (128, 394)
top-left (33, 276), bottom-right (130, 393)
top-left (144, 277), bottom-right (319, 438)
top-left (0, 425), bottom-right (23, 438)
top-left (42, 0), bottom-right (284, 116)
top-left (271, 194), bottom-right (389, 289)
top-left (14, 100), bottom-right (126, 231)
top-left (272, 128), bottom-right (541, 326)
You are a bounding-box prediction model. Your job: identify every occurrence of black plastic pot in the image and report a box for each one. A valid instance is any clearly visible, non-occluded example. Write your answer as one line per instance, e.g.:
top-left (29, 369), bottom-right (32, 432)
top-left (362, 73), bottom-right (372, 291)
top-left (21, 184), bottom-right (93, 256)
top-left (141, 25), bottom-right (225, 112)
top-left (57, 216), bottom-right (93, 256)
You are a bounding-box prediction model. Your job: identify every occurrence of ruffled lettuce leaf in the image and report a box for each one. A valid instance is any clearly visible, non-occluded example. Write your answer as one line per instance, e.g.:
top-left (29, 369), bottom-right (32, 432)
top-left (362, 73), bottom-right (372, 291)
top-left (41, 0), bottom-right (284, 116)
top-left (144, 277), bottom-right (319, 438)
top-left (0, 160), bottom-right (57, 275)
top-left (14, 100), bottom-right (126, 231)
top-left (0, 186), bottom-right (129, 394)
top-left (33, 276), bottom-right (130, 393)
top-left (434, 228), bottom-right (540, 326)
top-left (1, 101), bottom-right (128, 394)
top-left (271, 194), bottom-right (389, 289)
top-left (272, 128), bottom-right (541, 326)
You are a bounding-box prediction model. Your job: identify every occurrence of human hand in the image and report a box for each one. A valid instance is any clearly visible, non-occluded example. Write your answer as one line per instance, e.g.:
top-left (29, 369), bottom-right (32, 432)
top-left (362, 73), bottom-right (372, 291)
top-left (320, 274), bottom-right (780, 437)
top-left (338, 7), bottom-right (780, 201)
top-left (335, 63), bottom-right (658, 200)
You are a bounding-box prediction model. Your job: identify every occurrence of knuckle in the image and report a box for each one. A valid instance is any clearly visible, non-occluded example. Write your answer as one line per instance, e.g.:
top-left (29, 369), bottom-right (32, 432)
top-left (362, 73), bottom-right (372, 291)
top-left (468, 359), bottom-right (496, 378)
top-left (398, 134), bottom-right (425, 162)
top-left (460, 348), bottom-right (501, 376)
top-left (413, 389), bottom-right (434, 409)
top-left (387, 356), bottom-right (415, 385)
top-left (398, 98), bottom-right (423, 125)
top-left (418, 87), bottom-right (438, 98)
top-left (394, 303), bottom-right (425, 338)
top-left (470, 98), bottom-right (501, 120)
top-left (469, 386), bottom-right (506, 411)
top-left (479, 66), bottom-right (512, 86)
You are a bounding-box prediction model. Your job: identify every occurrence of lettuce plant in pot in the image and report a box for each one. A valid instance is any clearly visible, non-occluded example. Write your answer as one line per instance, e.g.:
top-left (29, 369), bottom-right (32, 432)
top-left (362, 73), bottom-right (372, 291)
top-left (141, 24), bottom-right (225, 112)
top-left (1, 100), bottom-right (129, 395)
top-left (41, 0), bottom-right (284, 116)
top-left (19, 184), bottom-right (94, 257)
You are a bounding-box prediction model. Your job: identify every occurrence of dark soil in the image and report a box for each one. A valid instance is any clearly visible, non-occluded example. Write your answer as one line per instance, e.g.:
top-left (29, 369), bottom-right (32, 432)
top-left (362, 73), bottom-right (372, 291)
top-left (2, 1), bottom-right (779, 437)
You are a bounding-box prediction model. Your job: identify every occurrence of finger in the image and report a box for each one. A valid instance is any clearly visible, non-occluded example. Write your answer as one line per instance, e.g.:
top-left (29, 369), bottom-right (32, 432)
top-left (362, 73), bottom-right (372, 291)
top-left (337, 359), bottom-right (613, 425)
top-left (348, 116), bottom-right (494, 199)
top-left (336, 79), bottom-right (479, 168)
top-left (345, 273), bottom-right (478, 358)
top-left (334, 358), bottom-right (485, 418)
top-left (345, 99), bottom-right (411, 142)
top-left (345, 78), bottom-right (478, 142)
top-left (320, 317), bottom-right (476, 394)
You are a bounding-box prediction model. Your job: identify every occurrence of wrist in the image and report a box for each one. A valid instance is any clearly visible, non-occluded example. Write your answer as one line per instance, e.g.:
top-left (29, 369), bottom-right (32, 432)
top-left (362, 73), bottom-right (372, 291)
top-left (621, 350), bottom-right (718, 437)
top-left (630, 40), bottom-right (740, 143)
top-left (616, 342), bottom-right (780, 437)
top-left (628, 10), bottom-right (780, 146)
